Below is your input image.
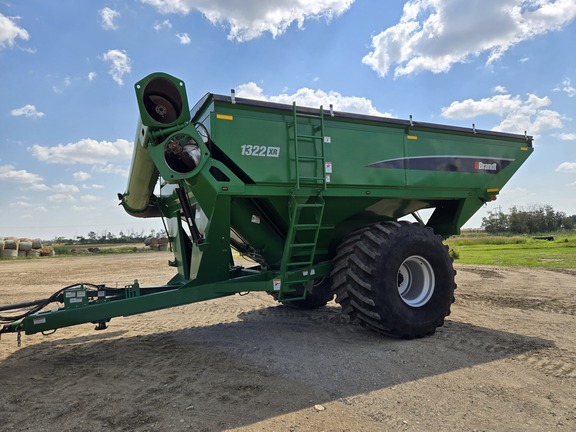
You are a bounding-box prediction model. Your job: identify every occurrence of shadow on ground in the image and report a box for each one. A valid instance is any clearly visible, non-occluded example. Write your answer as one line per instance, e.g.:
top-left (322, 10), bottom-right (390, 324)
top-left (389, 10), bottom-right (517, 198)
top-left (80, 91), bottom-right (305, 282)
top-left (0, 305), bottom-right (552, 431)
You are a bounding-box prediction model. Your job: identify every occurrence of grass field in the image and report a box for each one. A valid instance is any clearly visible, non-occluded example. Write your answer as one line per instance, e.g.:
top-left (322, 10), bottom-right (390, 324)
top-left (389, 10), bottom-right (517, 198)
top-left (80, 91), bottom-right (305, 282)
top-left (6, 235), bottom-right (576, 269)
top-left (445, 233), bottom-right (576, 268)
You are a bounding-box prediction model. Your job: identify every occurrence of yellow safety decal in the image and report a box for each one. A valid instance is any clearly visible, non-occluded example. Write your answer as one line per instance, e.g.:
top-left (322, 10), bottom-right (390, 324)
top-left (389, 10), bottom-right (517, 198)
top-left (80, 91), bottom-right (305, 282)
top-left (520, 147), bottom-right (528, 151)
top-left (216, 114), bottom-right (234, 121)
top-left (486, 188), bottom-right (500, 193)
top-left (407, 135), bottom-right (418, 140)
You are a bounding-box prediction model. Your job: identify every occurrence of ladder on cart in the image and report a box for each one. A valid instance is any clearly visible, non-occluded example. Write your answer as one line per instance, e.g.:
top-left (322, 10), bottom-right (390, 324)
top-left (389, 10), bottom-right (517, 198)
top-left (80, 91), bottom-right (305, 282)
top-left (278, 104), bottom-right (329, 302)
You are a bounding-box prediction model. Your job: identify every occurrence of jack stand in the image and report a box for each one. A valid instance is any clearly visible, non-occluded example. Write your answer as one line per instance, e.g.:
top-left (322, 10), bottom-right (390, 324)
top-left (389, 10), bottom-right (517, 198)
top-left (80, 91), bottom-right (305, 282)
top-left (94, 321), bottom-right (108, 331)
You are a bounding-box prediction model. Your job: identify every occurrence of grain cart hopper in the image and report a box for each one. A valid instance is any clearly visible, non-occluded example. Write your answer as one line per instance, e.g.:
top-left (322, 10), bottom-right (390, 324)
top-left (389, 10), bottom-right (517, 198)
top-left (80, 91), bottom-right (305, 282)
top-left (1, 72), bottom-right (533, 341)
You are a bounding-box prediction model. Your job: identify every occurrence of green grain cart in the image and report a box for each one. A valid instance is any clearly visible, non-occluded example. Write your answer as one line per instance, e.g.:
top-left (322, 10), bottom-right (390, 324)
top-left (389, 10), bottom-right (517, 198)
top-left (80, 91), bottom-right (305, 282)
top-left (1, 73), bottom-right (533, 340)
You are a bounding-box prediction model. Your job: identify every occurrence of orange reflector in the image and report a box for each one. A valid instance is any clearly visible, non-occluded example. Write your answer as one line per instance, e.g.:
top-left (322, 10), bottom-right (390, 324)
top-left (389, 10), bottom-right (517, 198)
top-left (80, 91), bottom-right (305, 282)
top-left (216, 114), bottom-right (233, 121)
top-left (407, 135), bottom-right (418, 140)
top-left (490, 196), bottom-right (497, 201)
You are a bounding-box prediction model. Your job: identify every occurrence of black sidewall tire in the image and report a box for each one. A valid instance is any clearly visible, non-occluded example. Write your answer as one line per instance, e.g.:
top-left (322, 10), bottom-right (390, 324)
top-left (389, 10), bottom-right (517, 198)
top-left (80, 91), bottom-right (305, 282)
top-left (370, 228), bottom-right (454, 333)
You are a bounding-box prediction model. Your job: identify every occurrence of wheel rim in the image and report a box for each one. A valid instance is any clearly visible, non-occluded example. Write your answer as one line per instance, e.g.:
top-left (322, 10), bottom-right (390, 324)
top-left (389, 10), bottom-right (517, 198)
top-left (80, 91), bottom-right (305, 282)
top-left (397, 255), bottom-right (435, 307)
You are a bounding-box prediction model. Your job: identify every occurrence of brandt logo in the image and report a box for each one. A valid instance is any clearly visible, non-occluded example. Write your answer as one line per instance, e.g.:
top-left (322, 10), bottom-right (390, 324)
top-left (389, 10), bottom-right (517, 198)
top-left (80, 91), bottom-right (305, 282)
top-left (475, 161), bottom-right (498, 171)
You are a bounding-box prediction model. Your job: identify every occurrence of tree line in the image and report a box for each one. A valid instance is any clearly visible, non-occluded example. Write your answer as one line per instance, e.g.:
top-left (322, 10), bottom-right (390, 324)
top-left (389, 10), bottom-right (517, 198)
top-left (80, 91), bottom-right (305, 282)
top-left (482, 204), bottom-right (576, 234)
top-left (52, 228), bottom-right (167, 244)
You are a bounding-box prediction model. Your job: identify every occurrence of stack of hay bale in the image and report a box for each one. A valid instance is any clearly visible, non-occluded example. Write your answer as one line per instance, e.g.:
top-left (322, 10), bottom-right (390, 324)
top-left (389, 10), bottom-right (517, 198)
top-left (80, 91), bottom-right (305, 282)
top-left (0, 237), bottom-right (54, 258)
top-left (158, 237), bottom-right (169, 251)
top-left (144, 237), bottom-right (169, 251)
top-left (0, 237), bottom-right (18, 258)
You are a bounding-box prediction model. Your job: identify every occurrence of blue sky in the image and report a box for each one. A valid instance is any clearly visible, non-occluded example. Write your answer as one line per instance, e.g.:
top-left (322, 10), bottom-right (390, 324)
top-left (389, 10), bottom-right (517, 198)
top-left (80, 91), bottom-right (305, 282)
top-left (1, 0), bottom-right (576, 240)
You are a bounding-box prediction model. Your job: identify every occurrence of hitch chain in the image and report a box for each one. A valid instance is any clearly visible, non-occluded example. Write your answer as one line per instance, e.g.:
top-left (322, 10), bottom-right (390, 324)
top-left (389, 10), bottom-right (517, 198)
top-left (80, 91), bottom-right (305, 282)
top-left (17, 329), bottom-right (22, 347)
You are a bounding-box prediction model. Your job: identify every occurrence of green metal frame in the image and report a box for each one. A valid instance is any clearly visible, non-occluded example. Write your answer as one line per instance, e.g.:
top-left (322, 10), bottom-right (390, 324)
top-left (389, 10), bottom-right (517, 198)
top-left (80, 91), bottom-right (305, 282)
top-left (2, 72), bottom-right (533, 336)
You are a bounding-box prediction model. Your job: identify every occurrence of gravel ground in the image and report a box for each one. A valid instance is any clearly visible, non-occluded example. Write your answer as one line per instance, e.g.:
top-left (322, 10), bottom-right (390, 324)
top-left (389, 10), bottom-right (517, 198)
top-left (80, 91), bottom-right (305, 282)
top-left (1, 253), bottom-right (575, 431)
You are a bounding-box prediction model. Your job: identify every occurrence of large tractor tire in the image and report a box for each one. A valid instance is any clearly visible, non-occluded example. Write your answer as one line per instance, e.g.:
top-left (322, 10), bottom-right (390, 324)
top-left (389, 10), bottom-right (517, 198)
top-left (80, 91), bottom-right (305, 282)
top-left (331, 221), bottom-right (456, 338)
top-left (271, 278), bottom-right (334, 310)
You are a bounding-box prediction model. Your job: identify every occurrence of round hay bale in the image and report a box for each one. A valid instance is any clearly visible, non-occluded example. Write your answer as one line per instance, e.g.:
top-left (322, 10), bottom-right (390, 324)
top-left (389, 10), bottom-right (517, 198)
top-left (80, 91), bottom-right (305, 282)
top-left (4, 238), bottom-right (18, 250)
top-left (19, 239), bottom-right (33, 251)
top-left (39, 247), bottom-right (55, 256)
top-left (1, 249), bottom-right (18, 259)
top-left (158, 237), bottom-right (169, 244)
top-left (149, 237), bottom-right (160, 246)
top-left (18, 250), bottom-right (27, 257)
top-left (144, 237), bottom-right (152, 246)
top-left (32, 238), bottom-right (42, 249)
top-left (0, 239), bottom-right (4, 252)
top-left (27, 249), bottom-right (41, 257)
top-left (150, 244), bottom-right (159, 250)
top-left (158, 243), bottom-right (169, 251)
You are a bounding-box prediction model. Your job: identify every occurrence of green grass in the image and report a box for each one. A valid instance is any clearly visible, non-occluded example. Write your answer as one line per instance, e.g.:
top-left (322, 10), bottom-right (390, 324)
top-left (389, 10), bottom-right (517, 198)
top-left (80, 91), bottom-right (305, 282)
top-left (445, 234), bottom-right (576, 268)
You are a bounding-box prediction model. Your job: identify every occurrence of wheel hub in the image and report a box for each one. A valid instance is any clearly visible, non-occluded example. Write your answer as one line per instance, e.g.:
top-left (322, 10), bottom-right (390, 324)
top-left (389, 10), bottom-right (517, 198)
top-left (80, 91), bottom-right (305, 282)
top-left (397, 255), bottom-right (435, 307)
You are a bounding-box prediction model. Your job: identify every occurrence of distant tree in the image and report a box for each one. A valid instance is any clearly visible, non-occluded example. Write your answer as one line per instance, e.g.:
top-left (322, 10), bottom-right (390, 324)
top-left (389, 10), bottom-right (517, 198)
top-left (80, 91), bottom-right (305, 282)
top-left (483, 204), bottom-right (573, 234)
top-left (563, 216), bottom-right (575, 230)
top-left (482, 210), bottom-right (509, 233)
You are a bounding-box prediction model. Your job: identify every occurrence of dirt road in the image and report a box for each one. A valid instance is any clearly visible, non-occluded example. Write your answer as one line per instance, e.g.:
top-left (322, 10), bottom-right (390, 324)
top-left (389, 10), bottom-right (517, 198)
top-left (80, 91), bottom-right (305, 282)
top-left (1, 253), bottom-right (575, 431)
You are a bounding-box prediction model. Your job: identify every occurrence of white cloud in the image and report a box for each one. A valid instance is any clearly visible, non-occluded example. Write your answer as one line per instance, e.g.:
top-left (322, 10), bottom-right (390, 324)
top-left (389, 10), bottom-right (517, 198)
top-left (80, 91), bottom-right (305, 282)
top-left (93, 164), bottom-right (129, 177)
top-left (82, 184), bottom-right (105, 189)
top-left (177, 32), bottom-right (191, 44)
top-left (0, 164), bottom-right (43, 183)
top-left (27, 183), bottom-right (51, 191)
top-left (51, 76), bottom-right (74, 94)
top-left (10, 104), bottom-right (44, 118)
top-left (31, 138), bottom-right (132, 165)
top-left (556, 162), bottom-right (576, 172)
top-left (362, 0), bottom-right (576, 77)
top-left (99, 7), bottom-right (120, 30)
top-left (48, 193), bottom-right (75, 202)
top-left (80, 194), bottom-right (101, 203)
top-left (52, 183), bottom-right (80, 193)
top-left (0, 13), bottom-right (30, 49)
top-left (559, 78), bottom-right (576, 97)
top-left (442, 94), bottom-right (526, 118)
top-left (236, 82), bottom-right (391, 117)
top-left (141, 0), bottom-right (354, 41)
top-left (493, 85), bottom-right (507, 94)
top-left (102, 49), bottom-right (131, 85)
top-left (559, 133), bottom-right (576, 141)
top-left (441, 93), bottom-right (563, 135)
top-left (73, 171), bottom-right (92, 181)
top-left (88, 72), bottom-right (97, 81)
top-left (153, 19), bottom-right (172, 31)
top-left (10, 200), bottom-right (32, 209)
